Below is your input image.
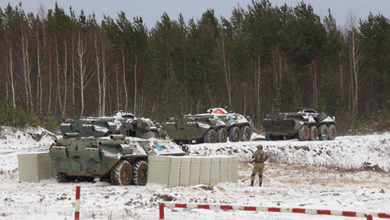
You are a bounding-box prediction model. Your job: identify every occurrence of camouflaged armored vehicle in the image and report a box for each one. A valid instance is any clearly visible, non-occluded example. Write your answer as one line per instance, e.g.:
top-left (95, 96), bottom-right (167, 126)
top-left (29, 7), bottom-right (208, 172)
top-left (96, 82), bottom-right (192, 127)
top-left (163, 108), bottom-right (252, 144)
top-left (50, 135), bottom-right (185, 185)
top-left (262, 109), bottom-right (337, 141)
top-left (59, 111), bottom-right (166, 139)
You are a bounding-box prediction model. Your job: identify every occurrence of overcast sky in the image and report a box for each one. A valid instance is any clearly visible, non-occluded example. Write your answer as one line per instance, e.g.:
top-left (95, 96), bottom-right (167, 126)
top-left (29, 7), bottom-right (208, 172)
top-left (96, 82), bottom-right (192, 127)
top-left (0, 0), bottom-right (388, 29)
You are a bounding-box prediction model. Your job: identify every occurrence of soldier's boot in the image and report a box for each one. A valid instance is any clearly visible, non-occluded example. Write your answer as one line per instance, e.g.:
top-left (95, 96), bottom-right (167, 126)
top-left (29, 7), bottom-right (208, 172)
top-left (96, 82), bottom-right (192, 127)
top-left (250, 180), bottom-right (254, 187)
top-left (258, 174), bottom-right (263, 187)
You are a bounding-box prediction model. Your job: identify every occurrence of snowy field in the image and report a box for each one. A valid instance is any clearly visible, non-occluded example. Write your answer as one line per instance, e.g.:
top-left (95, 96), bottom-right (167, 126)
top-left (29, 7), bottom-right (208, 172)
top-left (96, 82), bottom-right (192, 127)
top-left (0, 126), bottom-right (389, 219)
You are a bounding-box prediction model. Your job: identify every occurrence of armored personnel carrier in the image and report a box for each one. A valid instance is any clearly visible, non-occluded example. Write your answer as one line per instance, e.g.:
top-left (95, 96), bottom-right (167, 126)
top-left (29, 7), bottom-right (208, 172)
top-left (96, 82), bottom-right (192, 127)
top-left (50, 111), bottom-right (179, 185)
top-left (59, 111), bottom-right (166, 139)
top-left (262, 108), bottom-right (337, 141)
top-left (163, 108), bottom-right (252, 144)
top-left (50, 135), bottom-right (185, 185)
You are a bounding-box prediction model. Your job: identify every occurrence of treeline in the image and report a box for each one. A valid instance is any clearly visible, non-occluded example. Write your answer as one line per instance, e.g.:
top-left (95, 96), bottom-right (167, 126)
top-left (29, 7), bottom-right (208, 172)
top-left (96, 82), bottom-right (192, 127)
top-left (0, 1), bottom-right (389, 131)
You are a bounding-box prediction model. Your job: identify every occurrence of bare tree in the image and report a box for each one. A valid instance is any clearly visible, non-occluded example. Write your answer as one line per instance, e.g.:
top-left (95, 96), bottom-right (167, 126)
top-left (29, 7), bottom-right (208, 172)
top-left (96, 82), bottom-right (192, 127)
top-left (347, 13), bottom-right (360, 116)
top-left (115, 65), bottom-right (120, 111)
top-left (71, 34), bottom-right (75, 107)
top-left (55, 38), bottom-right (63, 115)
top-left (62, 41), bottom-right (68, 118)
top-left (101, 40), bottom-right (107, 116)
top-left (133, 54), bottom-right (137, 114)
top-left (36, 31), bottom-right (43, 116)
top-left (121, 48), bottom-right (128, 110)
top-left (9, 42), bottom-right (16, 108)
top-left (221, 31), bottom-right (232, 107)
top-left (94, 33), bottom-right (102, 116)
top-left (312, 60), bottom-right (318, 109)
top-left (21, 25), bottom-right (33, 111)
top-left (77, 31), bottom-right (87, 116)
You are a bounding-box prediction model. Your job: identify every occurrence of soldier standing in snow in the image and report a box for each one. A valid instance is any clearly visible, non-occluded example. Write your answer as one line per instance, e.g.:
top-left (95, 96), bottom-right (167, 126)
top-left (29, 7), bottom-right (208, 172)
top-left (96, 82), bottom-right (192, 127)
top-left (250, 145), bottom-right (269, 187)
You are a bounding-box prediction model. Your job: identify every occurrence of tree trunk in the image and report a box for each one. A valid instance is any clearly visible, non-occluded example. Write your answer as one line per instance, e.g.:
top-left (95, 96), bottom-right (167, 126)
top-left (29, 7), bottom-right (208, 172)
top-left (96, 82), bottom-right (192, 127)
top-left (21, 27), bottom-right (30, 110)
top-left (121, 48), bottom-right (128, 110)
top-left (94, 34), bottom-right (102, 116)
top-left (48, 47), bottom-right (52, 113)
top-left (55, 38), bottom-right (63, 115)
top-left (9, 42), bottom-right (16, 108)
top-left (255, 50), bottom-right (261, 118)
top-left (62, 41), bottom-right (68, 118)
top-left (339, 52), bottom-right (343, 89)
top-left (101, 40), bottom-right (107, 116)
top-left (116, 65), bottom-right (120, 111)
top-left (36, 32), bottom-right (43, 117)
top-left (133, 54), bottom-right (137, 114)
top-left (351, 28), bottom-right (359, 116)
top-left (72, 35), bottom-right (75, 107)
top-left (221, 34), bottom-right (232, 107)
top-left (25, 34), bottom-right (33, 112)
top-left (312, 60), bottom-right (318, 109)
top-left (78, 32), bottom-right (86, 117)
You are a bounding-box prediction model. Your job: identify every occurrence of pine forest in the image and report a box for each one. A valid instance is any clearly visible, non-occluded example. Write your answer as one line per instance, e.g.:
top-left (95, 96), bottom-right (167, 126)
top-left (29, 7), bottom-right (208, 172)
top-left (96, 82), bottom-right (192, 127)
top-left (0, 1), bottom-right (389, 132)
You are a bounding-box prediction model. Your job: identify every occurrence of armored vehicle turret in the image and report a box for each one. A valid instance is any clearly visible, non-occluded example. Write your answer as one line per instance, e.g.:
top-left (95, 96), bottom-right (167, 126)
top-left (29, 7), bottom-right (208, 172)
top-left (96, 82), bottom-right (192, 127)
top-left (59, 111), bottom-right (166, 139)
top-left (262, 108), bottom-right (337, 141)
top-left (163, 108), bottom-right (252, 144)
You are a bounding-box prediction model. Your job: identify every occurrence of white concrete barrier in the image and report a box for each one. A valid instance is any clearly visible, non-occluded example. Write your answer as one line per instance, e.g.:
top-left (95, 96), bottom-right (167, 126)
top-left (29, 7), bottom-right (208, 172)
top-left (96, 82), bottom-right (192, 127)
top-left (148, 155), bottom-right (238, 186)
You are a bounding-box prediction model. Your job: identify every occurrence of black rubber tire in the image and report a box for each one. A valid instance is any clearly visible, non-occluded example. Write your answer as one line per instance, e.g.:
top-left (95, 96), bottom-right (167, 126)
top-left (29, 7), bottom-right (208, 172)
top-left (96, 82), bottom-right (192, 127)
top-left (309, 126), bottom-right (318, 141)
top-left (328, 124), bottom-right (337, 140)
top-left (318, 124), bottom-right (329, 140)
top-left (216, 128), bottom-right (228, 142)
top-left (298, 124), bottom-right (310, 141)
top-left (229, 126), bottom-right (240, 142)
top-left (110, 160), bottom-right (133, 185)
top-left (133, 160), bottom-right (148, 186)
top-left (204, 129), bottom-right (217, 143)
top-left (56, 172), bottom-right (77, 183)
top-left (240, 126), bottom-right (252, 141)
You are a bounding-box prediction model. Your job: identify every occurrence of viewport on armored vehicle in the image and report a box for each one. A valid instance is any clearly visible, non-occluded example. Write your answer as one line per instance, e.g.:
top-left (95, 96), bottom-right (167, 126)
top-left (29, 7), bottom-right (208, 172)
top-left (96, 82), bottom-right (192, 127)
top-left (262, 108), bottom-right (337, 141)
top-left (50, 111), bottom-right (184, 185)
top-left (163, 108), bottom-right (253, 144)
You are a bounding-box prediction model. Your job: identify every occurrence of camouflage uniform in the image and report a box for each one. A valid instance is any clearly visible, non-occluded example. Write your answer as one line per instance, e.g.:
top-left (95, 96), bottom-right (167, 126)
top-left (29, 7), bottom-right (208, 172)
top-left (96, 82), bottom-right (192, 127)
top-left (250, 145), bottom-right (269, 187)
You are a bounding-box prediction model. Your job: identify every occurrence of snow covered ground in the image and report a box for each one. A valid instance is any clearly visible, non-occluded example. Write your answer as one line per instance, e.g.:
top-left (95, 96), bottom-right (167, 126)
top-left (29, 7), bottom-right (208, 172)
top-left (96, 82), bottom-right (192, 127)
top-left (0, 127), bottom-right (389, 219)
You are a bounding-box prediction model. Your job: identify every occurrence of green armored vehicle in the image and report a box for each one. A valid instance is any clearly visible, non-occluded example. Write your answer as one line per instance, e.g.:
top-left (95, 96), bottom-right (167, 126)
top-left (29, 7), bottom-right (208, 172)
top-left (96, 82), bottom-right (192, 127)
top-left (50, 135), bottom-right (185, 185)
top-left (163, 108), bottom-right (252, 144)
top-left (262, 108), bottom-right (337, 141)
top-left (60, 111), bottom-right (166, 139)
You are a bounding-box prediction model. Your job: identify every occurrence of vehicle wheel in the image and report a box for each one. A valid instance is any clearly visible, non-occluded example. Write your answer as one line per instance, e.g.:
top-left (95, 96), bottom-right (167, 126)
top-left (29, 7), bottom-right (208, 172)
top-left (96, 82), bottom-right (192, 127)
top-left (56, 172), bottom-right (76, 183)
top-left (318, 124), bottom-right (328, 140)
top-left (298, 124), bottom-right (310, 141)
top-left (229, 126), bottom-right (240, 142)
top-left (309, 126), bottom-right (318, 141)
top-left (110, 160), bottom-right (133, 185)
top-left (133, 160), bottom-right (148, 186)
top-left (240, 126), bottom-right (252, 141)
top-left (328, 124), bottom-right (337, 140)
top-left (216, 128), bottom-right (228, 142)
top-left (204, 129), bottom-right (217, 143)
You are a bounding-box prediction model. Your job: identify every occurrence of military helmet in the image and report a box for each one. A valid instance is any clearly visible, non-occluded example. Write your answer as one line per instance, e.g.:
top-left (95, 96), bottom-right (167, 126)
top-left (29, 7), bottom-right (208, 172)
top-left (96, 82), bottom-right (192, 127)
top-left (257, 145), bottom-right (263, 150)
